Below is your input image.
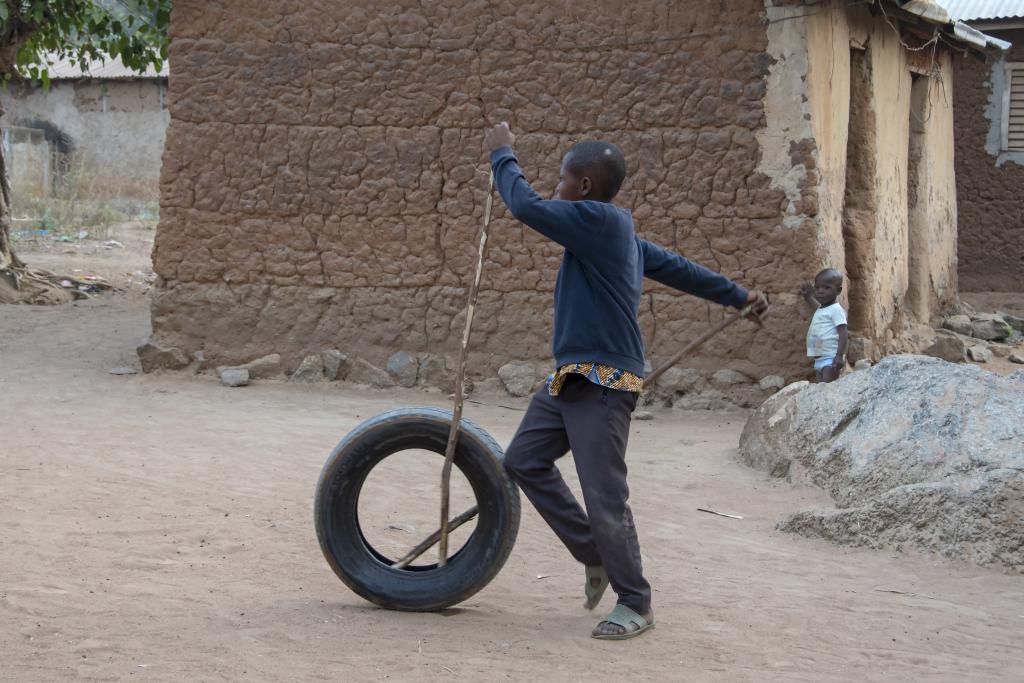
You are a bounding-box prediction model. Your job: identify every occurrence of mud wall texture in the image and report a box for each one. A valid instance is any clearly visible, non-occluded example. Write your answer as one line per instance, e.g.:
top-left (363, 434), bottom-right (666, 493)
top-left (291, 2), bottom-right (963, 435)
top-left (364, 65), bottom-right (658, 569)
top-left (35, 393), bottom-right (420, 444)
top-left (0, 80), bottom-right (168, 198)
top-left (955, 27), bottom-right (1024, 293)
top-left (153, 0), bottom-right (826, 380)
top-left (798, 0), bottom-right (957, 350)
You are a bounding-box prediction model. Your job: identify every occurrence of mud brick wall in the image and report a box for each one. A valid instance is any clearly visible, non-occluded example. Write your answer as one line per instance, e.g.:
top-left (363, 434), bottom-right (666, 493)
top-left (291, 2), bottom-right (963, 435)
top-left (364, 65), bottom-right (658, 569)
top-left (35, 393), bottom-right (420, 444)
top-left (955, 29), bottom-right (1024, 293)
top-left (153, 0), bottom-right (810, 379)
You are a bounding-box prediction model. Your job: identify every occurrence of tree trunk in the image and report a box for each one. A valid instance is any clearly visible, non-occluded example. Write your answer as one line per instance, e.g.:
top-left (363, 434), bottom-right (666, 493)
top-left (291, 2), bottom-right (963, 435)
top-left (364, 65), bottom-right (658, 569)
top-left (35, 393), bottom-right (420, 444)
top-left (0, 119), bottom-right (24, 272)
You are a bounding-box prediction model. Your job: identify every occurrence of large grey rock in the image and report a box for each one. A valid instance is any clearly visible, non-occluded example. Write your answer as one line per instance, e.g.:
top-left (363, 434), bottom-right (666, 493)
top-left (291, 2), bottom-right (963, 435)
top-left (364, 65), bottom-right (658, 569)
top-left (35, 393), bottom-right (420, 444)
top-left (386, 351), bottom-right (419, 387)
top-left (322, 350), bottom-right (347, 381)
top-left (941, 314), bottom-right (972, 336)
top-left (971, 313), bottom-right (1011, 342)
top-left (967, 345), bottom-right (992, 363)
top-left (921, 330), bottom-right (966, 363)
top-left (137, 341), bottom-right (190, 372)
top-left (1010, 352), bottom-right (1024, 365)
top-left (289, 354), bottom-right (325, 382)
top-left (219, 367), bottom-right (250, 387)
top-left (348, 358), bottom-right (395, 388)
top-left (498, 361), bottom-right (537, 397)
top-left (739, 355), bottom-right (1024, 570)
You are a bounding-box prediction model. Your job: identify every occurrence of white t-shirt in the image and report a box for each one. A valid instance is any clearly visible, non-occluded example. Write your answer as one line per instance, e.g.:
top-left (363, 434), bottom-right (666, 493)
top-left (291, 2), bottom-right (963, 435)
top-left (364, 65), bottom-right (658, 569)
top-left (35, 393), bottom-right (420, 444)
top-left (806, 303), bottom-right (847, 358)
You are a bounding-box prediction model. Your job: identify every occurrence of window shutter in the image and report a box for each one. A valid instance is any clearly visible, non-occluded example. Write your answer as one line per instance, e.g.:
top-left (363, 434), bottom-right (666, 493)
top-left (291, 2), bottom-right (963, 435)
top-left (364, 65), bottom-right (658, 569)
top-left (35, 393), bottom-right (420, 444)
top-left (1006, 63), bottom-right (1024, 152)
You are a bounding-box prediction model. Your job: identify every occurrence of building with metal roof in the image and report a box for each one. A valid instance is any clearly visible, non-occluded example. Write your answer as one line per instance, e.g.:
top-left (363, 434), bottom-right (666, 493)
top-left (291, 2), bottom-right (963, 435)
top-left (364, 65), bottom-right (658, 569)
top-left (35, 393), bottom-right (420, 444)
top-left (939, 0), bottom-right (1024, 22)
top-left (45, 53), bottom-right (169, 80)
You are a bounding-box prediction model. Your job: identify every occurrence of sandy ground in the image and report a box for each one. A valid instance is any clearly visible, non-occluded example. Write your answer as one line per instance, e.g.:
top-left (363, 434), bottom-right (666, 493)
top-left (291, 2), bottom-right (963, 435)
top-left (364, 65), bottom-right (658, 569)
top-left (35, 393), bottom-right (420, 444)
top-left (2, 293), bottom-right (1023, 682)
top-left (3, 232), bottom-right (1023, 681)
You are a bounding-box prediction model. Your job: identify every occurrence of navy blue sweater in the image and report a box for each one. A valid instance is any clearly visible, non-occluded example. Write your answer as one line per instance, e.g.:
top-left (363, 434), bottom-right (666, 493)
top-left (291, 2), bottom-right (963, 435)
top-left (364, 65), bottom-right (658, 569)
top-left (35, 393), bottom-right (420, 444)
top-left (491, 147), bottom-right (749, 377)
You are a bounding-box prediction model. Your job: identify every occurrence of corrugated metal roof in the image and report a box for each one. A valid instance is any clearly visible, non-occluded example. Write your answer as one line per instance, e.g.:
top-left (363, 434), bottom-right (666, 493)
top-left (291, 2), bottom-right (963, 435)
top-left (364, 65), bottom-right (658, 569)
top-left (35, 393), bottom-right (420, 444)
top-left (46, 53), bottom-right (167, 80)
top-left (937, 0), bottom-right (1024, 21)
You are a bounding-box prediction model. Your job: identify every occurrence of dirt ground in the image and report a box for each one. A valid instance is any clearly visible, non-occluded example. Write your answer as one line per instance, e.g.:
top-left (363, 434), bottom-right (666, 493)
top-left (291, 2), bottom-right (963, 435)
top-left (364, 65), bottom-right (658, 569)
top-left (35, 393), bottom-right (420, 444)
top-left (2, 237), bottom-right (1023, 681)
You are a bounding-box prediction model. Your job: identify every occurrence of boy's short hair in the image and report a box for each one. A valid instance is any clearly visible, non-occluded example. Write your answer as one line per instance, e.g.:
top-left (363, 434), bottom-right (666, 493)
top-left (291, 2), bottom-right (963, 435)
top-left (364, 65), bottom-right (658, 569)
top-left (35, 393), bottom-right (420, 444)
top-left (566, 140), bottom-right (627, 200)
top-left (815, 268), bottom-right (843, 285)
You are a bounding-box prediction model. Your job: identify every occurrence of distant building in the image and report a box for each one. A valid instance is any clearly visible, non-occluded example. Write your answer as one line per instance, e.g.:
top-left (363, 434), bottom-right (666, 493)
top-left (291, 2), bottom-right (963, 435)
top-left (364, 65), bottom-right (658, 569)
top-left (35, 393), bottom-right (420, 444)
top-left (943, 0), bottom-right (1023, 291)
top-left (0, 54), bottom-right (169, 201)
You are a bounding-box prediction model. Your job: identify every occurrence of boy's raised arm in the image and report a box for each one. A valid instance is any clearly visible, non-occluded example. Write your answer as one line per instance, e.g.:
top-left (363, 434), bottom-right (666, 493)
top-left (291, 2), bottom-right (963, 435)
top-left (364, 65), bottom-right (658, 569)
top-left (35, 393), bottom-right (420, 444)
top-left (490, 148), bottom-right (601, 253)
top-left (639, 239), bottom-right (750, 309)
top-left (485, 124), bottom-right (599, 254)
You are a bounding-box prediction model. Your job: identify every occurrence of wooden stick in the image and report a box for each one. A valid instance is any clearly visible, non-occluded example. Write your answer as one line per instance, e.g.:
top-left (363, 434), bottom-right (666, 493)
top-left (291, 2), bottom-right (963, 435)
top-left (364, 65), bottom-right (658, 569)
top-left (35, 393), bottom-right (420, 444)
top-left (392, 505), bottom-right (480, 569)
top-left (438, 171), bottom-right (495, 567)
top-left (642, 304), bottom-right (761, 390)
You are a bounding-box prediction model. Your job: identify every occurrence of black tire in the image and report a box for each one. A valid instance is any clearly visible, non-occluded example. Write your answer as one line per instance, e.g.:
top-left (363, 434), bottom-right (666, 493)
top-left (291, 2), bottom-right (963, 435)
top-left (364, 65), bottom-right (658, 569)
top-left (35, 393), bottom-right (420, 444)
top-left (314, 407), bottom-right (521, 611)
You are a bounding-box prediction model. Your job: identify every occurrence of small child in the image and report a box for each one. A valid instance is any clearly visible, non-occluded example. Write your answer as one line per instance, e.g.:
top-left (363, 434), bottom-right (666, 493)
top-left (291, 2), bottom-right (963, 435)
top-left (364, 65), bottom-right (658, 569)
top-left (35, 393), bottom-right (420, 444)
top-left (800, 269), bottom-right (848, 382)
top-left (484, 122), bottom-right (767, 640)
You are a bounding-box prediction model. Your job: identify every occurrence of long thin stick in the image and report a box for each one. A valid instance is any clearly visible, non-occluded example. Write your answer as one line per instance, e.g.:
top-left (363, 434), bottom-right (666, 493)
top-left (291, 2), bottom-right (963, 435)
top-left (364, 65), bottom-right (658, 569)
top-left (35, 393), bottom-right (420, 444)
top-left (438, 171), bottom-right (495, 566)
top-left (392, 505), bottom-right (480, 569)
top-left (642, 304), bottom-right (758, 390)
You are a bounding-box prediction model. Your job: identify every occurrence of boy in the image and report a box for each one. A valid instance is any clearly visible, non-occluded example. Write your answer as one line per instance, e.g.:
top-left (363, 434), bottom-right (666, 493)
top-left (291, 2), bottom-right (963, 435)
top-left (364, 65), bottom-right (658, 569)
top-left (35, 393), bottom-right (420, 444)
top-left (484, 122), bottom-right (768, 640)
top-left (800, 268), bottom-right (848, 382)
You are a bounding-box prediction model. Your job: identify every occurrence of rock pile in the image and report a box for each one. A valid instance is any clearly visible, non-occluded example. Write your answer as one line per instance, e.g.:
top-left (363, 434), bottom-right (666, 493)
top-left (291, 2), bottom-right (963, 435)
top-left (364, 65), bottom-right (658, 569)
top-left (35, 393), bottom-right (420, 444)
top-left (924, 310), bottom-right (1023, 364)
top-left (739, 355), bottom-right (1024, 570)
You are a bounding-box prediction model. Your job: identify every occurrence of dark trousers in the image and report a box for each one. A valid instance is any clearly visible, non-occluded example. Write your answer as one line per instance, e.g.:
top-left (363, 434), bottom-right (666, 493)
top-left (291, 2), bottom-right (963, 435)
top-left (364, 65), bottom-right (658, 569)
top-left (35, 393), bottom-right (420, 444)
top-left (503, 374), bottom-right (651, 614)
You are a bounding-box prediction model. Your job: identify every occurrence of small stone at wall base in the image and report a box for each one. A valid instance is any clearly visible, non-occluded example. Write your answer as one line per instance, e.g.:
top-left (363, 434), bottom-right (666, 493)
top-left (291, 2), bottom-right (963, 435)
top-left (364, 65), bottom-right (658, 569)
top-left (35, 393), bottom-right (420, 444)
top-left (418, 355), bottom-right (451, 392)
top-left (137, 340), bottom-right (190, 372)
top-left (990, 344), bottom-right (1012, 359)
top-left (711, 369), bottom-right (750, 388)
top-left (386, 351), bottom-right (419, 387)
top-left (941, 314), bottom-right (973, 336)
top-left (970, 314), bottom-right (1011, 342)
top-left (853, 359), bottom-right (872, 371)
top-left (109, 367), bottom-right (138, 376)
top-left (498, 361), bottom-right (537, 397)
top-left (243, 353), bottom-right (283, 379)
top-left (921, 330), bottom-right (966, 363)
top-left (348, 358), bottom-right (396, 388)
top-left (219, 367), bottom-right (249, 387)
top-left (656, 367), bottom-right (702, 394)
top-left (322, 350), bottom-right (347, 381)
top-left (967, 345), bottom-right (993, 363)
top-left (1001, 313), bottom-right (1024, 334)
top-left (758, 375), bottom-right (786, 391)
top-left (673, 389), bottom-right (734, 411)
top-left (290, 354), bottom-right (325, 382)
top-left (1009, 352), bottom-right (1024, 365)
top-left (845, 335), bottom-right (875, 364)
top-left (634, 410), bottom-right (654, 421)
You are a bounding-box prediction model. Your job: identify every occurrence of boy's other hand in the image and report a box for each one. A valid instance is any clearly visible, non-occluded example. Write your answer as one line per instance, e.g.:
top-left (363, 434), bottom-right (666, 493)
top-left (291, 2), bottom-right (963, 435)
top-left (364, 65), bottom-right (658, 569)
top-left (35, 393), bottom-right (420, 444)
top-left (799, 282), bottom-right (814, 299)
top-left (485, 122), bottom-right (516, 152)
top-left (745, 290), bottom-right (769, 323)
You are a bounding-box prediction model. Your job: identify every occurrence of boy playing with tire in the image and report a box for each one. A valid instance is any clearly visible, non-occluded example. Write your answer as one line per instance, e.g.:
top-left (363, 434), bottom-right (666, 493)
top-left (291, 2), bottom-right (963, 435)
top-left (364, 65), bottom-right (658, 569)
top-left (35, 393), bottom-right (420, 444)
top-left (484, 122), bottom-right (768, 640)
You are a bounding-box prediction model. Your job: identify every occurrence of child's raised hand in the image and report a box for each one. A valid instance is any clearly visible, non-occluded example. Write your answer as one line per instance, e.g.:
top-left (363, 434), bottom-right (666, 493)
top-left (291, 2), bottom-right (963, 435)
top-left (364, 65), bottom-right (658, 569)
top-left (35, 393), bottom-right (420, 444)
top-left (485, 122), bottom-right (516, 152)
top-left (799, 282), bottom-right (814, 298)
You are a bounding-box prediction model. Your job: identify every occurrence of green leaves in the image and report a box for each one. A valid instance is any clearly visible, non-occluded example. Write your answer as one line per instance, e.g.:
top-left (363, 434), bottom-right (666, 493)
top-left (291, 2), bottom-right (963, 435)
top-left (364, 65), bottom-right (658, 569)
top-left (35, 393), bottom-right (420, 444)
top-left (1, 1), bottom-right (171, 84)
